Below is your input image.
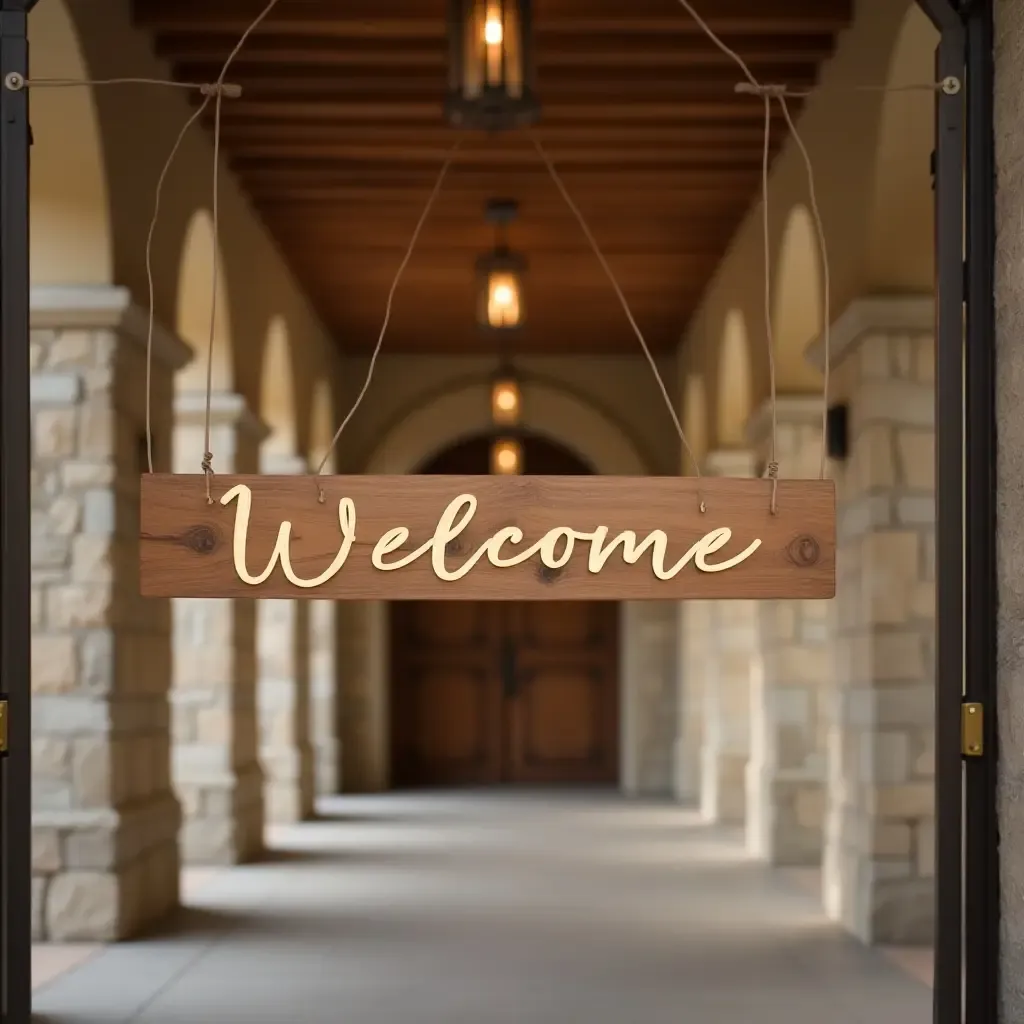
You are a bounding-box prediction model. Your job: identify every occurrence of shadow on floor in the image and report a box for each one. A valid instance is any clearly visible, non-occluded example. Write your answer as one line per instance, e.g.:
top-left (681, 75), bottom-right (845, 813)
top-left (32, 793), bottom-right (933, 1024)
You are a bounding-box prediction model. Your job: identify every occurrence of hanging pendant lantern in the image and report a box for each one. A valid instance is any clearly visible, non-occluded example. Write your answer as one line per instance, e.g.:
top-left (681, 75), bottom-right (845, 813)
top-left (490, 435), bottom-right (524, 475)
top-left (490, 371), bottom-right (521, 427)
top-left (446, 0), bottom-right (540, 131)
top-left (477, 198), bottom-right (526, 331)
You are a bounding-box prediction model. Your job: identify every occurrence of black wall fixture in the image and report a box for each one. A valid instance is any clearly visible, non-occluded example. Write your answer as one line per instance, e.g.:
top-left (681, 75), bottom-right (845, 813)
top-left (826, 403), bottom-right (849, 461)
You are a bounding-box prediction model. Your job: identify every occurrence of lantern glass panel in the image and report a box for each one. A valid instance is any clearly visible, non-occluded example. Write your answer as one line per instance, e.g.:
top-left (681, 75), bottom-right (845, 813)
top-left (491, 377), bottom-right (521, 426)
top-left (491, 437), bottom-right (523, 475)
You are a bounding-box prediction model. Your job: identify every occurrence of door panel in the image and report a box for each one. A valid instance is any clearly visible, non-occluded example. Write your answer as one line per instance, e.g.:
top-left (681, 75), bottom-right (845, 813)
top-left (390, 600), bottom-right (619, 787)
top-left (390, 601), bottom-right (502, 786)
top-left (507, 602), bottom-right (619, 784)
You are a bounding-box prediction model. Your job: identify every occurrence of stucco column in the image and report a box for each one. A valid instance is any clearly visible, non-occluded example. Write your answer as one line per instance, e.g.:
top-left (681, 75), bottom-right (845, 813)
top-left (310, 600), bottom-right (340, 795)
top-left (674, 600), bottom-right (710, 805)
top-left (257, 452), bottom-right (315, 822)
top-left (30, 286), bottom-right (187, 940)
top-left (997, 2), bottom-right (1024, 1010)
top-left (621, 602), bottom-right (678, 797)
top-left (808, 296), bottom-right (936, 945)
top-left (699, 449), bottom-right (759, 824)
top-left (339, 601), bottom-right (389, 793)
top-left (745, 397), bottom-right (829, 864)
top-left (171, 393), bottom-right (267, 863)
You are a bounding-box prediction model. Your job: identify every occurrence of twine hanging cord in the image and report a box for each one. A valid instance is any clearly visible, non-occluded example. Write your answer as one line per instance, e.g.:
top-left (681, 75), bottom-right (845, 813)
top-left (9, 0), bottom-right (956, 515)
top-left (7, 0), bottom-right (278, 506)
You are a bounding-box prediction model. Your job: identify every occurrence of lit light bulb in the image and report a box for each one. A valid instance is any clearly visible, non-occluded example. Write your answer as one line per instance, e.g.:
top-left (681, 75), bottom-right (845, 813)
top-left (496, 388), bottom-right (516, 411)
top-left (484, 18), bottom-right (504, 46)
top-left (491, 438), bottom-right (522, 475)
top-left (485, 271), bottom-right (521, 328)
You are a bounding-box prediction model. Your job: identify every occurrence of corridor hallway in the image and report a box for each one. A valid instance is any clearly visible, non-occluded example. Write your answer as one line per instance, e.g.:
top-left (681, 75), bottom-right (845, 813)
top-left (33, 794), bottom-right (930, 1024)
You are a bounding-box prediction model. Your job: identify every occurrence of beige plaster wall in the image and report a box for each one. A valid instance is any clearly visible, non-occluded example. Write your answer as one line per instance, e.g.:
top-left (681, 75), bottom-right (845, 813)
top-left (31, 0), bottom-right (339, 455)
top-left (332, 353), bottom-right (680, 476)
top-left (678, 0), bottom-right (938, 448)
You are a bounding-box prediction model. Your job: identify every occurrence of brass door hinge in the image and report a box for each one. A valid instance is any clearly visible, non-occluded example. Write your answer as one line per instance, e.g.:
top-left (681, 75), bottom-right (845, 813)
top-left (962, 702), bottom-right (984, 757)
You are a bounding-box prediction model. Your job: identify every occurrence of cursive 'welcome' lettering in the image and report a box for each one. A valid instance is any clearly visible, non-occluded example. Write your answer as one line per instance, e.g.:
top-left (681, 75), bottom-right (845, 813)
top-left (221, 484), bottom-right (356, 588)
top-left (220, 486), bottom-right (762, 589)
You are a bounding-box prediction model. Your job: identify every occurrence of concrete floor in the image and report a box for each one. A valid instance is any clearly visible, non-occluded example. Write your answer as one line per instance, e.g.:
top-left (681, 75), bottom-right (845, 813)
top-left (33, 792), bottom-right (931, 1023)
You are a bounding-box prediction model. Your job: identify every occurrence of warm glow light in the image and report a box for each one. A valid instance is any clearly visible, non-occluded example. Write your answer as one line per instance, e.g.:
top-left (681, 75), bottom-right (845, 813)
top-left (491, 378), bottom-right (520, 426)
top-left (487, 271), bottom-right (521, 328)
top-left (491, 438), bottom-right (522, 475)
top-left (484, 18), bottom-right (504, 45)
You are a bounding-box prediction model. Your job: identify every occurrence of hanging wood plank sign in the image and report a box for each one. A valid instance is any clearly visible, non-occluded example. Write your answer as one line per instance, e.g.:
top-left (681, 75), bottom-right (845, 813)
top-left (138, 474), bottom-right (835, 601)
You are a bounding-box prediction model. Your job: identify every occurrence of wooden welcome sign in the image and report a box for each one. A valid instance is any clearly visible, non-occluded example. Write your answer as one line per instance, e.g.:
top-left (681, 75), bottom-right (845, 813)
top-left (139, 474), bottom-right (835, 601)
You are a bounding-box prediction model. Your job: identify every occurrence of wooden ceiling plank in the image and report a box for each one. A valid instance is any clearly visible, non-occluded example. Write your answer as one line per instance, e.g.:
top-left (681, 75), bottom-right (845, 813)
top-left (214, 123), bottom-right (780, 146)
top-left (207, 100), bottom-right (805, 123)
top-left (170, 60), bottom-right (821, 94)
top-left (226, 144), bottom-right (783, 166)
top-left (153, 31), bottom-right (836, 68)
top-left (129, 0), bottom-right (850, 355)
top-left (133, 0), bottom-right (852, 35)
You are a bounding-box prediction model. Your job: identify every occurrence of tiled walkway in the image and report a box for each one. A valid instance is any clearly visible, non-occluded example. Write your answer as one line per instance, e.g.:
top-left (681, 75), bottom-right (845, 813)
top-left (33, 793), bottom-right (931, 1023)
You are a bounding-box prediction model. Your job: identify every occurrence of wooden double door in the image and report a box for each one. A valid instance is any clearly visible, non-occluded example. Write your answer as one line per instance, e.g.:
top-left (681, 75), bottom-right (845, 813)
top-left (390, 600), bottom-right (619, 788)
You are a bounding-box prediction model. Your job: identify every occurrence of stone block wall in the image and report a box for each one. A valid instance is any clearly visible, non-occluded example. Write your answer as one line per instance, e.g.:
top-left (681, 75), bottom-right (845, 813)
top-left (674, 600), bottom-right (710, 805)
top-left (30, 287), bottom-right (188, 940)
top-left (996, 2), bottom-right (1024, 1011)
top-left (171, 392), bottom-right (267, 864)
top-left (746, 397), bottom-right (830, 864)
top-left (258, 452), bottom-right (315, 821)
top-left (699, 450), bottom-right (758, 825)
top-left (310, 600), bottom-right (340, 795)
top-left (339, 601), bottom-right (389, 793)
top-left (621, 602), bottom-right (678, 796)
top-left (811, 297), bottom-right (936, 945)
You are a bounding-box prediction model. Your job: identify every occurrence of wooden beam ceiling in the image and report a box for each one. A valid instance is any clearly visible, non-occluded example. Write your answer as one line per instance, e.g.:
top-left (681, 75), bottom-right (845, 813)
top-left (132, 0), bottom-right (852, 355)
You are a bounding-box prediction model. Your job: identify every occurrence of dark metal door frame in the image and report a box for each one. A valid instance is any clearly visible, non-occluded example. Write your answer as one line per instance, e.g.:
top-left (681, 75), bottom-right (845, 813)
top-left (0, 1), bottom-right (35, 1022)
top-left (917, 1), bottom-right (999, 1022)
top-left (0, 0), bottom-right (1001, 1022)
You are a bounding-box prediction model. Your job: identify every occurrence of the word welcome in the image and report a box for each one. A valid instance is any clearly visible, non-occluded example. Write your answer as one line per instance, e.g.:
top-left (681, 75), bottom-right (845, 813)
top-left (221, 485), bottom-right (762, 589)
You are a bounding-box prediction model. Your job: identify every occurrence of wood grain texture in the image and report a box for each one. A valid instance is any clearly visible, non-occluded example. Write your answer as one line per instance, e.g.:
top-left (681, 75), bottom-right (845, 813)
top-left (139, 474), bottom-right (835, 601)
top-left (129, 0), bottom-right (852, 354)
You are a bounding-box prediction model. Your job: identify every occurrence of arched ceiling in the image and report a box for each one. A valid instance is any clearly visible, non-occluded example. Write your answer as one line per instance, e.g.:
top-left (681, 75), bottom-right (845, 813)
top-left (133, 0), bottom-right (852, 355)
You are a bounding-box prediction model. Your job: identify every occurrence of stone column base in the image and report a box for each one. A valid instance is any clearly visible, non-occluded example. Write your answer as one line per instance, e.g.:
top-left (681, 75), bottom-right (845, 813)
top-left (178, 761), bottom-right (264, 865)
top-left (263, 744), bottom-right (316, 823)
top-left (700, 747), bottom-right (746, 824)
top-left (746, 766), bottom-right (823, 865)
top-left (32, 797), bottom-right (181, 942)
top-left (315, 738), bottom-right (341, 797)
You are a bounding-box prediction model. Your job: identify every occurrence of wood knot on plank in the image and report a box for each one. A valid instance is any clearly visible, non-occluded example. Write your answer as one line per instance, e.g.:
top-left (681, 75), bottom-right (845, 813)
top-left (786, 534), bottom-right (820, 568)
top-left (183, 525), bottom-right (220, 556)
top-left (536, 564), bottom-right (563, 584)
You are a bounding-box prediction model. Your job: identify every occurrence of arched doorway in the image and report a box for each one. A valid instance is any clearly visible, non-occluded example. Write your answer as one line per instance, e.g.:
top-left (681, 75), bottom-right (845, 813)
top-left (389, 433), bottom-right (620, 788)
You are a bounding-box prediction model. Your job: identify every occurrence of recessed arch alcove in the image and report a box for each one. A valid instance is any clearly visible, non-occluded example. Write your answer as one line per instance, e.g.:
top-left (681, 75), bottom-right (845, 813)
top-left (176, 210), bottom-right (234, 393)
top-left (715, 310), bottom-right (754, 450)
top-left (773, 205), bottom-right (825, 391)
top-left (260, 316), bottom-right (298, 456)
top-left (28, 0), bottom-right (113, 286)
top-left (340, 379), bottom-right (674, 799)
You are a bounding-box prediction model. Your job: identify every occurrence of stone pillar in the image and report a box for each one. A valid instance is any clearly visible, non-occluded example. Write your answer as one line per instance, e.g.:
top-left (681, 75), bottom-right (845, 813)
top-left (310, 600), bottom-right (340, 795)
top-left (745, 397), bottom-right (830, 864)
top-left (808, 296), bottom-right (936, 945)
top-left (339, 601), bottom-right (389, 793)
top-left (621, 602), bottom-right (678, 796)
top-left (171, 392), bottom-right (267, 863)
top-left (258, 452), bottom-right (316, 822)
top-left (30, 286), bottom-right (188, 940)
top-left (673, 601), bottom-right (710, 805)
top-left (699, 449), bottom-right (759, 824)
top-left (997, 4), bottom-right (1024, 1010)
